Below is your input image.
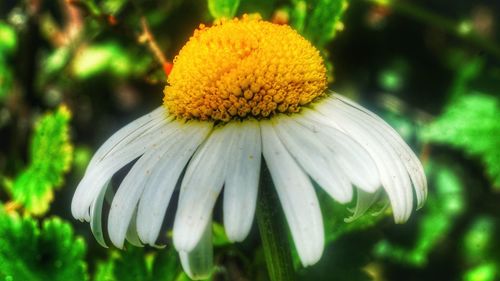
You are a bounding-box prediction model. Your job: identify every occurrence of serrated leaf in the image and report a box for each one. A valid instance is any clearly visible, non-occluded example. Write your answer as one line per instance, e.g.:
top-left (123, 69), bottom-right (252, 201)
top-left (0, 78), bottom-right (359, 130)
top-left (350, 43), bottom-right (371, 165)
top-left (9, 106), bottom-right (73, 215)
top-left (208, 0), bottom-right (241, 20)
top-left (421, 94), bottom-right (500, 188)
top-left (0, 208), bottom-right (87, 281)
top-left (94, 247), bottom-right (181, 281)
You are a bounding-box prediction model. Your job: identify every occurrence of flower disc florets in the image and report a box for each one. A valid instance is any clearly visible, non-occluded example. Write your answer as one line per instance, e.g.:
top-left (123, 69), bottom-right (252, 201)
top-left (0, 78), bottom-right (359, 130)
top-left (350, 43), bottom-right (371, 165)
top-left (163, 15), bottom-right (327, 122)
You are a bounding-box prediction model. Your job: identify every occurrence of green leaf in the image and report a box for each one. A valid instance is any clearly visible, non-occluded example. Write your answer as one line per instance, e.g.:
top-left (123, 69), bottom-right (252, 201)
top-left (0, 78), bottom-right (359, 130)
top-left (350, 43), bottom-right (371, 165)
top-left (208, 0), bottom-right (241, 20)
top-left (421, 94), bottom-right (500, 188)
top-left (212, 222), bottom-right (230, 247)
top-left (99, 0), bottom-right (128, 15)
top-left (463, 262), bottom-right (497, 281)
top-left (94, 247), bottom-right (181, 281)
top-left (463, 261), bottom-right (500, 281)
top-left (238, 0), bottom-right (276, 18)
top-left (0, 57), bottom-right (14, 102)
top-left (8, 106), bottom-right (73, 215)
top-left (71, 42), bottom-right (150, 79)
top-left (0, 208), bottom-right (87, 281)
top-left (462, 216), bottom-right (495, 263)
top-left (94, 259), bottom-right (116, 281)
top-left (43, 47), bottom-right (71, 78)
top-left (291, 0), bottom-right (349, 48)
top-left (0, 22), bottom-right (16, 102)
top-left (0, 21), bottom-right (17, 55)
top-left (374, 160), bottom-right (466, 266)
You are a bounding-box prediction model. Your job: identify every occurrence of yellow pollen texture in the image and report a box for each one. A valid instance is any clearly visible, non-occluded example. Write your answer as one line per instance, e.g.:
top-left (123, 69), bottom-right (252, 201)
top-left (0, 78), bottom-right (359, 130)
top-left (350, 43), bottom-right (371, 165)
top-left (163, 16), bottom-right (327, 122)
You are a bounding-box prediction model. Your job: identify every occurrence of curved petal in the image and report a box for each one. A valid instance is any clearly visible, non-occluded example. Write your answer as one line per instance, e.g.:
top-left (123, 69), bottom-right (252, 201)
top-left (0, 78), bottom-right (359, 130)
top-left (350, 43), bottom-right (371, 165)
top-left (125, 208), bottom-right (143, 247)
top-left (179, 221), bottom-right (213, 280)
top-left (261, 120), bottom-right (324, 266)
top-left (173, 125), bottom-right (234, 252)
top-left (272, 115), bottom-right (353, 203)
top-left (89, 180), bottom-right (110, 247)
top-left (297, 109), bottom-right (380, 193)
top-left (344, 189), bottom-right (384, 223)
top-left (107, 141), bottom-right (172, 248)
top-left (315, 97), bottom-right (413, 223)
top-left (223, 120), bottom-right (261, 242)
top-left (333, 94), bottom-right (427, 208)
top-left (86, 107), bottom-right (168, 169)
top-left (137, 121), bottom-right (213, 246)
top-left (72, 110), bottom-right (171, 220)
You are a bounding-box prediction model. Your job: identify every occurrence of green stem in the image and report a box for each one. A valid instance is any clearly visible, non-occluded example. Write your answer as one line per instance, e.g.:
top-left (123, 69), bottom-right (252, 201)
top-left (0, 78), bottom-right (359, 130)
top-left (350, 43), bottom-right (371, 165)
top-left (367, 0), bottom-right (500, 60)
top-left (256, 164), bottom-right (296, 281)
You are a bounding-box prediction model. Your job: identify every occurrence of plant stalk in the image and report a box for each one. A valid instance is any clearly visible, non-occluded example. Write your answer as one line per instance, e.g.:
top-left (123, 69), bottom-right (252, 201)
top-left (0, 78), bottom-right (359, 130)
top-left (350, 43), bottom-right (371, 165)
top-left (256, 164), bottom-right (296, 281)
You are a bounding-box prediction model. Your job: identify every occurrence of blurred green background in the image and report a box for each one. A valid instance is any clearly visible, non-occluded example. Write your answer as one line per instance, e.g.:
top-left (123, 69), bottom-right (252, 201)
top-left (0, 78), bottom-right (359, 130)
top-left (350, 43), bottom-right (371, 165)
top-left (0, 0), bottom-right (499, 280)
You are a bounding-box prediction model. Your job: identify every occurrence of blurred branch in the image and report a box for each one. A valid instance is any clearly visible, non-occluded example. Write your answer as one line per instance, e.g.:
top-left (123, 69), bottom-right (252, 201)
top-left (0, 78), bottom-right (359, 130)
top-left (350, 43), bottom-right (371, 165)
top-left (41, 1), bottom-right (83, 47)
top-left (138, 17), bottom-right (173, 76)
top-left (67, 0), bottom-right (172, 77)
top-left (67, 0), bottom-right (118, 26)
top-left (367, 0), bottom-right (500, 60)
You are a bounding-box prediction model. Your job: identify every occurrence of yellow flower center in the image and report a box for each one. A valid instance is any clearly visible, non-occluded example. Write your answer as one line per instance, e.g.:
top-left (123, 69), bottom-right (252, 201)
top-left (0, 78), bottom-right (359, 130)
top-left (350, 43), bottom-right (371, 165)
top-left (163, 15), bottom-right (327, 122)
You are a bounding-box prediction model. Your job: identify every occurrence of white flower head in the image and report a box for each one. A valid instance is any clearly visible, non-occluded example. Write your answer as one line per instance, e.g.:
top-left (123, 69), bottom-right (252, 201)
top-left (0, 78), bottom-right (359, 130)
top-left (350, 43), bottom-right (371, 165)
top-left (72, 16), bottom-right (427, 280)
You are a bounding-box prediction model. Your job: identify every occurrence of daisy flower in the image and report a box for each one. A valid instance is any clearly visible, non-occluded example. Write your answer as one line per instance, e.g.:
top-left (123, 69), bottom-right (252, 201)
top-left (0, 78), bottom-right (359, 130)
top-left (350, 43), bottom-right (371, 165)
top-left (72, 15), bottom-right (427, 280)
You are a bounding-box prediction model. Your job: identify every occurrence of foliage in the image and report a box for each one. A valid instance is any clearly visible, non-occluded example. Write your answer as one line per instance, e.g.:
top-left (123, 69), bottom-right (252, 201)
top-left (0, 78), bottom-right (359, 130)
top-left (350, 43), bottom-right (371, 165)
top-left (94, 247), bottom-right (181, 281)
top-left (0, 207), bottom-right (87, 281)
top-left (422, 94), bottom-right (500, 188)
top-left (6, 106), bottom-right (73, 215)
top-left (0, 0), bottom-right (499, 280)
top-left (208, 0), bottom-right (241, 20)
top-left (0, 21), bottom-right (16, 101)
top-left (319, 190), bottom-right (386, 244)
top-left (290, 0), bottom-right (348, 49)
top-left (72, 42), bottom-right (151, 79)
top-left (374, 160), bottom-right (466, 266)
top-left (288, 0), bottom-right (349, 80)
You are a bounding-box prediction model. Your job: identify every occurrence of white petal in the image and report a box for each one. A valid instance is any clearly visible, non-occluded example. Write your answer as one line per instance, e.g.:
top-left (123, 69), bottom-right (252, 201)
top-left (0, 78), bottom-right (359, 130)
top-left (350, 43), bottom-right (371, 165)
top-left (179, 221), bottom-right (213, 280)
top-left (223, 120), bottom-right (261, 242)
top-left (87, 107), bottom-right (168, 169)
top-left (107, 144), bottom-right (168, 248)
top-left (125, 208), bottom-right (143, 247)
top-left (173, 125), bottom-right (234, 252)
top-left (298, 109), bottom-right (381, 192)
top-left (261, 121), bottom-right (324, 266)
top-left (272, 115), bottom-right (352, 203)
top-left (106, 119), bottom-right (193, 246)
top-left (72, 110), bottom-right (170, 220)
top-left (90, 180), bottom-right (110, 247)
top-left (316, 97), bottom-right (413, 223)
top-left (333, 94), bottom-right (427, 208)
top-left (137, 121), bottom-right (213, 245)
